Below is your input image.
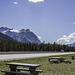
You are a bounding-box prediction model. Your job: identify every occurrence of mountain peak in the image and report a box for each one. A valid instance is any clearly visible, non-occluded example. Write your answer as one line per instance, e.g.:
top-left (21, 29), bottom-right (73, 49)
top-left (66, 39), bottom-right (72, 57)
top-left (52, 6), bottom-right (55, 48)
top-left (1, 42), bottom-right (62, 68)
top-left (0, 27), bottom-right (41, 44)
top-left (20, 29), bottom-right (30, 32)
top-left (26, 29), bottom-right (30, 32)
top-left (0, 27), bottom-right (11, 32)
top-left (20, 29), bottom-right (26, 32)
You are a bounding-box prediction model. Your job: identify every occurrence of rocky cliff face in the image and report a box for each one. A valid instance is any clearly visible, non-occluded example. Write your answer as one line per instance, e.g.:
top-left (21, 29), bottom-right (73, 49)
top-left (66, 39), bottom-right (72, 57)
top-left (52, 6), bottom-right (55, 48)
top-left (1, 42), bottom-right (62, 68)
top-left (0, 27), bottom-right (41, 44)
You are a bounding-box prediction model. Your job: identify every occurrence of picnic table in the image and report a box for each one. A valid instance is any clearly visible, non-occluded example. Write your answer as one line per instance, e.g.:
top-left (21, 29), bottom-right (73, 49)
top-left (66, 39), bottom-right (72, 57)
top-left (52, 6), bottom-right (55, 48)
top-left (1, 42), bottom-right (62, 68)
top-left (48, 57), bottom-right (66, 62)
top-left (71, 56), bottom-right (75, 60)
top-left (1, 63), bottom-right (43, 75)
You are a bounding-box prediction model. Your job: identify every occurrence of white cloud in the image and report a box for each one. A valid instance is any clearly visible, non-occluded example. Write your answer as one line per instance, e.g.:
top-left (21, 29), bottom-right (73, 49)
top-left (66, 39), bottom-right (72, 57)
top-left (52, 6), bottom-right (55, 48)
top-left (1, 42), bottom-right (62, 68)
top-left (69, 32), bottom-right (75, 38)
top-left (73, 22), bottom-right (75, 24)
top-left (57, 32), bottom-right (75, 44)
top-left (38, 36), bottom-right (41, 39)
top-left (57, 35), bottom-right (70, 43)
top-left (28, 0), bottom-right (44, 3)
top-left (13, 2), bottom-right (18, 4)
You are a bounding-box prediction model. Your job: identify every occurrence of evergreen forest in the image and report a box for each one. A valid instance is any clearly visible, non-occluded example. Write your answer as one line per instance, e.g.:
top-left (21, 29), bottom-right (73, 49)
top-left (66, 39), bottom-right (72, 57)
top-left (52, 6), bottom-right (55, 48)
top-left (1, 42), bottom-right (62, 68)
top-left (0, 39), bottom-right (75, 52)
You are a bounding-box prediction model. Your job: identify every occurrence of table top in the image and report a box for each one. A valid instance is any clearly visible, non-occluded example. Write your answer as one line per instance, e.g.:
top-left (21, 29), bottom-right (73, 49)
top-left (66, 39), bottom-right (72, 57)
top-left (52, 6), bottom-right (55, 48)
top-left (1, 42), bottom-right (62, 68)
top-left (6, 63), bottom-right (41, 67)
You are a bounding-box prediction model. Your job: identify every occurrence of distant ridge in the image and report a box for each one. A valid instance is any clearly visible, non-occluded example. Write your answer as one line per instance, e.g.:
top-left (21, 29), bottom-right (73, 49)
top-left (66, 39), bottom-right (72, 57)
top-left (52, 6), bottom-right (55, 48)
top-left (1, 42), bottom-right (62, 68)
top-left (0, 27), bottom-right (41, 44)
top-left (67, 42), bottom-right (75, 47)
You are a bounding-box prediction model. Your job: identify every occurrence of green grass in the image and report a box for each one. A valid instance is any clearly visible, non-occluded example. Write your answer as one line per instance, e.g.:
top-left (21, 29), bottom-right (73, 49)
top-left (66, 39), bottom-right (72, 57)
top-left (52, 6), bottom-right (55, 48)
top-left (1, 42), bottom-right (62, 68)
top-left (1, 54), bottom-right (75, 75)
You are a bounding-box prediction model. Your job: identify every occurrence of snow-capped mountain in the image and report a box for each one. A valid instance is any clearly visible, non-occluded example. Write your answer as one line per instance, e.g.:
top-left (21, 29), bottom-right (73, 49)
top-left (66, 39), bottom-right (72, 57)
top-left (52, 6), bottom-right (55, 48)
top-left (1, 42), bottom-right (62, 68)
top-left (0, 27), bottom-right (41, 44)
top-left (67, 42), bottom-right (75, 47)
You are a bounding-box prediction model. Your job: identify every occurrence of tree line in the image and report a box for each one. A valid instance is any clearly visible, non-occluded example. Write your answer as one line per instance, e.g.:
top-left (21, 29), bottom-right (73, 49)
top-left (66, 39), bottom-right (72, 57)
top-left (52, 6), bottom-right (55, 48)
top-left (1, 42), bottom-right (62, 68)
top-left (0, 39), bottom-right (75, 52)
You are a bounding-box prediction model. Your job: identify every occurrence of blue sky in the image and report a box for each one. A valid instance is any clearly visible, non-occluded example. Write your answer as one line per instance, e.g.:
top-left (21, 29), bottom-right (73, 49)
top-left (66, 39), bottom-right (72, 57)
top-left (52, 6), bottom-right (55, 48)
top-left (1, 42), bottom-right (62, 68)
top-left (0, 0), bottom-right (75, 44)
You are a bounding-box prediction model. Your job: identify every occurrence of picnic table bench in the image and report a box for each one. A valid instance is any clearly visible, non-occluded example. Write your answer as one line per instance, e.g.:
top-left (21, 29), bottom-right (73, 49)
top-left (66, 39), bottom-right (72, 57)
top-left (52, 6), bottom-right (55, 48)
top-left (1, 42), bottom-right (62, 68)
top-left (1, 63), bottom-right (43, 75)
top-left (1, 70), bottom-right (32, 75)
top-left (17, 68), bottom-right (43, 75)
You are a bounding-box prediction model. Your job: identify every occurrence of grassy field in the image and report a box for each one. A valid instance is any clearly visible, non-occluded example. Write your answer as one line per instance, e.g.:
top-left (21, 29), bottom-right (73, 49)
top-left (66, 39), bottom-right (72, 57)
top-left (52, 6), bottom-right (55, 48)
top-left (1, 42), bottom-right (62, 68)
top-left (0, 54), bottom-right (75, 75)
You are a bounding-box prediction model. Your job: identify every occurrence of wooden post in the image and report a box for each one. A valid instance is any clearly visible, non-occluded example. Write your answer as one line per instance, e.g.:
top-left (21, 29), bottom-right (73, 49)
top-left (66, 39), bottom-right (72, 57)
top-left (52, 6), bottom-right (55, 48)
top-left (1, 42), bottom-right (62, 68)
top-left (9, 65), bottom-right (17, 75)
top-left (29, 67), bottom-right (36, 75)
top-left (5, 73), bottom-right (10, 75)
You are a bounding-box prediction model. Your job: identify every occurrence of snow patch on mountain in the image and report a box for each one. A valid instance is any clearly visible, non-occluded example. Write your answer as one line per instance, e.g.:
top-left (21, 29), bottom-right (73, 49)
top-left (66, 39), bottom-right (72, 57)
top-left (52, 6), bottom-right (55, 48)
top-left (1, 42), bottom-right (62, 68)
top-left (10, 29), bottom-right (19, 33)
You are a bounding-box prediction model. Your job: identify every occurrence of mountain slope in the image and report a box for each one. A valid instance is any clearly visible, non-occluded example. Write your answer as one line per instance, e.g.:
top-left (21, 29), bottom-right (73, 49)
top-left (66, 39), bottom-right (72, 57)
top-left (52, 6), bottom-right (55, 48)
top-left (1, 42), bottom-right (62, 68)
top-left (0, 27), bottom-right (41, 44)
top-left (67, 42), bottom-right (75, 47)
top-left (0, 32), bottom-right (16, 41)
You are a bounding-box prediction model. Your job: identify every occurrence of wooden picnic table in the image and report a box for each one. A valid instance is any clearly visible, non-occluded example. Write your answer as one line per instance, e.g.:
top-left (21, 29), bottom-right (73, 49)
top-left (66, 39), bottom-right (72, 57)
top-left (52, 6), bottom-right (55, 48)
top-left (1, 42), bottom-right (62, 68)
top-left (48, 57), bottom-right (66, 62)
top-left (2, 63), bottom-right (42, 75)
